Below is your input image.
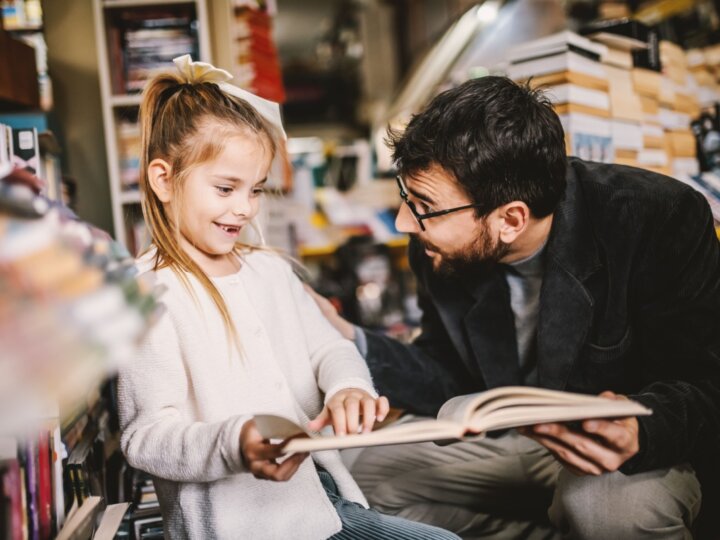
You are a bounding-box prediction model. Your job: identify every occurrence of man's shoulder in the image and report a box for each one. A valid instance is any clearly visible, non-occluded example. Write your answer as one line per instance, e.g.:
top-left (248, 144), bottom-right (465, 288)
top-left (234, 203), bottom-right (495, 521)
top-left (569, 158), bottom-right (695, 209)
top-left (568, 158), bottom-right (702, 230)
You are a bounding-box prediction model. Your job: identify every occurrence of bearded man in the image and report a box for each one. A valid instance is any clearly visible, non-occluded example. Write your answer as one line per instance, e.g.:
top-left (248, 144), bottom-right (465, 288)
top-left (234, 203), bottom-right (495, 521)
top-left (311, 76), bottom-right (720, 539)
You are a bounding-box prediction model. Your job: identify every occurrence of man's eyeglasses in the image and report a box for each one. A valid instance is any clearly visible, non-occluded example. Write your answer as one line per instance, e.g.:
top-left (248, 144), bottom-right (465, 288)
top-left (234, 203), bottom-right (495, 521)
top-left (396, 175), bottom-right (486, 231)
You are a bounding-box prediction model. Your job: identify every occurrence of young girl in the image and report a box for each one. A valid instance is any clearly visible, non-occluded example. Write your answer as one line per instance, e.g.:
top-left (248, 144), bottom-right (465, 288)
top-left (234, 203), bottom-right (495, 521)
top-left (118, 55), bottom-right (459, 540)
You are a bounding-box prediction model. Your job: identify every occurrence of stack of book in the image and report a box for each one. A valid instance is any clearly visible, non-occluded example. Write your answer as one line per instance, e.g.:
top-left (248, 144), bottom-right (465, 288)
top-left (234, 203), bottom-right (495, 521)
top-left (1, 419), bottom-right (64, 540)
top-left (106, 7), bottom-right (199, 95)
top-left (686, 48), bottom-right (720, 110)
top-left (117, 119), bottom-right (141, 189)
top-left (230, 5), bottom-right (285, 104)
top-left (579, 19), bottom-right (671, 174)
top-left (506, 31), bottom-right (614, 164)
top-left (582, 20), bottom-right (649, 168)
top-left (0, 164), bottom-right (165, 538)
top-left (658, 41), bottom-right (700, 180)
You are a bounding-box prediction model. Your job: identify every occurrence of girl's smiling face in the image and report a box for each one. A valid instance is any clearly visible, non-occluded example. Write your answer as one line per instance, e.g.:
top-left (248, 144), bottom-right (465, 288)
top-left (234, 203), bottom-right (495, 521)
top-left (172, 131), bottom-right (272, 275)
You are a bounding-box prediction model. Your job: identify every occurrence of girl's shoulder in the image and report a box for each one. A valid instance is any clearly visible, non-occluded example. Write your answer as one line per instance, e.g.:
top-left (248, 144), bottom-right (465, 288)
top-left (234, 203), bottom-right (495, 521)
top-left (134, 247), bottom-right (158, 276)
top-left (133, 247), bottom-right (183, 290)
top-left (240, 248), bottom-right (294, 279)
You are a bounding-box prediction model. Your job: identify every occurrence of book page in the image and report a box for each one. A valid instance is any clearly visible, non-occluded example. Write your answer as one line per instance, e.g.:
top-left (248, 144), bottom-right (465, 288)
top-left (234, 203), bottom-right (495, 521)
top-left (437, 386), bottom-right (600, 425)
top-left (282, 419), bottom-right (462, 453)
top-left (254, 414), bottom-right (463, 454)
top-left (468, 399), bottom-right (651, 434)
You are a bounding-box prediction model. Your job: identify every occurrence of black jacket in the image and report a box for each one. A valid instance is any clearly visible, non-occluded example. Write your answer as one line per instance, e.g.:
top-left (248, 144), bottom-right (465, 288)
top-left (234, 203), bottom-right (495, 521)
top-left (363, 158), bottom-right (720, 480)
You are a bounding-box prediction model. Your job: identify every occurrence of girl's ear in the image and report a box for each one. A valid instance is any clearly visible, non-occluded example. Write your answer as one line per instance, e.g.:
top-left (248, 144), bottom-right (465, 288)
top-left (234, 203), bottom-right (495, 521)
top-left (147, 159), bottom-right (173, 203)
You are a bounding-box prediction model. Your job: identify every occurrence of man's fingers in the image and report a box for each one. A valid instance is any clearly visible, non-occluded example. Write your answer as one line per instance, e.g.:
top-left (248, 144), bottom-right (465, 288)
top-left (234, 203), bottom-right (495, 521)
top-left (527, 431), bottom-right (603, 475)
top-left (535, 423), bottom-right (627, 472)
top-left (582, 418), bottom-right (638, 454)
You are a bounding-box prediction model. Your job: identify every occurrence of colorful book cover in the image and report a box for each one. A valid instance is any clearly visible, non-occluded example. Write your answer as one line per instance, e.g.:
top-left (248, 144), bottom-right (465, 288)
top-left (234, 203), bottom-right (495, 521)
top-left (37, 432), bottom-right (52, 540)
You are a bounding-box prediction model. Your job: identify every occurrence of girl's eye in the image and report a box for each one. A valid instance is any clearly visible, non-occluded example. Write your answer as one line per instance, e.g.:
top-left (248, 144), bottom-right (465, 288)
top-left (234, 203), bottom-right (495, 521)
top-left (251, 187), bottom-right (265, 197)
top-left (216, 186), bottom-right (233, 195)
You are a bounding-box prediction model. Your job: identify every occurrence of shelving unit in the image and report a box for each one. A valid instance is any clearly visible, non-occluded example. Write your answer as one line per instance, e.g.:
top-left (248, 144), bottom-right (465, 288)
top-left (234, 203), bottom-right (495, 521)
top-left (92, 0), bottom-right (211, 252)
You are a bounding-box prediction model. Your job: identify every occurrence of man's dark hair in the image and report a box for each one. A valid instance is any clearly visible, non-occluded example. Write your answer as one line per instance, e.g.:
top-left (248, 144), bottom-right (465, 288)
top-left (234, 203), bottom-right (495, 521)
top-left (388, 76), bottom-right (567, 218)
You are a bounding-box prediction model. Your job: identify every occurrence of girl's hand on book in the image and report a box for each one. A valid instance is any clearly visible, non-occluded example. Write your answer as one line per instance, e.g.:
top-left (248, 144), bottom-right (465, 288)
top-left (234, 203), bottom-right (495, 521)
top-left (518, 391), bottom-right (640, 476)
top-left (308, 389), bottom-right (390, 436)
top-left (240, 419), bottom-right (309, 481)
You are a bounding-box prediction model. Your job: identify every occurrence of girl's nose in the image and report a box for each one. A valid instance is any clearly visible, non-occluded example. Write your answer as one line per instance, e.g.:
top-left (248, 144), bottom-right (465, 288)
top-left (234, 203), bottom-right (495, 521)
top-left (232, 195), bottom-right (252, 217)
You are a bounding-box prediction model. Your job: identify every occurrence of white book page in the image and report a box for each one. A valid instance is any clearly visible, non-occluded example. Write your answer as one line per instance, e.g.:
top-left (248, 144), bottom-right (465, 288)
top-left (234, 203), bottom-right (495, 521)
top-left (282, 419), bottom-right (462, 453)
top-left (468, 399), bottom-right (652, 434)
top-left (438, 386), bottom-right (628, 427)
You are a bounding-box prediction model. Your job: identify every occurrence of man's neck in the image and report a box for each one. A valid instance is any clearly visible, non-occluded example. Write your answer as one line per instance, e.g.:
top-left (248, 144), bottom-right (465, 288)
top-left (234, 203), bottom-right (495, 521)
top-left (502, 213), bottom-right (554, 264)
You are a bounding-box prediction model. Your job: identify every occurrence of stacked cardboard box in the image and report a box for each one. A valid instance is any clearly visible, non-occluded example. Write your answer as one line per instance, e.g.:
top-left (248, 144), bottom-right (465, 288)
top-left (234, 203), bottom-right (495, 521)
top-left (689, 46), bottom-right (720, 109)
top-left (580, 19), bottom-right (668, 174)
top-left (505, 27), bottom-right (707, 182)
top-left (591, 28), bottom-right (644, 167)
top-left (659, 41), bottom-right (699, 179)
top-left (507, 31), bottom-right (614, 163)
top-left (629, 62), bottom-right (668, 175)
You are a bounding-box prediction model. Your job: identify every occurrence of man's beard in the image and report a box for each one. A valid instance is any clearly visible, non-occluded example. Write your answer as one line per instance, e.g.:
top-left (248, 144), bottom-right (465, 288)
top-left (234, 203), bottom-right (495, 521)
top-left (421, 223), bottom-right (510, 278)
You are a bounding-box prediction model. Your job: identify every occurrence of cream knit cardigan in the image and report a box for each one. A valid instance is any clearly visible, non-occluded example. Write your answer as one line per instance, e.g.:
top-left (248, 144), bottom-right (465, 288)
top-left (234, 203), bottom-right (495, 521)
top-left (118, 250), bottom-right (377, 539)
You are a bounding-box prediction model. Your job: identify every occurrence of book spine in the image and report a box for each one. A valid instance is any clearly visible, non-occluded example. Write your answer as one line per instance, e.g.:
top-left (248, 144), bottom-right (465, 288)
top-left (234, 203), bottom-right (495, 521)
top-left (2, 461), bottom-right (24, 540)
top-left (36, 432), bottom-right (51, 540)
top-left (49, 425), bottom-right (65, 534)
top-left (24, 441), bottom-right (39, 540)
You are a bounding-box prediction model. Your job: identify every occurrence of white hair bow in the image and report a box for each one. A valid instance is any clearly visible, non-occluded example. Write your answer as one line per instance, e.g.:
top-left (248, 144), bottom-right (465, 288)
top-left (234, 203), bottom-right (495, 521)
top-left (173, 54), bottom-right (286, 140)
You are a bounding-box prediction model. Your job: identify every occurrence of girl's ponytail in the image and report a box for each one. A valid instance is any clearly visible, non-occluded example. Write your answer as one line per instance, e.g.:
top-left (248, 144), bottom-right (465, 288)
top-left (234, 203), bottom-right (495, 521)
top-left (138, 69), bottom-right (278, 358)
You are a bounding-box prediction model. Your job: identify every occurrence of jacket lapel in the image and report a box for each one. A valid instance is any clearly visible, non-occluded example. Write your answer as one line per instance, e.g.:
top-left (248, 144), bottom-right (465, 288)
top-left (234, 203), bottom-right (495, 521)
top-left (536, 161), bottom-right (601, 390)
top-left (464, 269), bottom-right (522, 388)
top-left (424, 266), bottom-right (483, 381)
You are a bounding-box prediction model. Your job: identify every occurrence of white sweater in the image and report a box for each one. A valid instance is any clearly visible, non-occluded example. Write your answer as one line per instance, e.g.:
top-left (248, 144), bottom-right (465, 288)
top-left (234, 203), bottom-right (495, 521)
top-left (118, 249), bottom-right (376, 539)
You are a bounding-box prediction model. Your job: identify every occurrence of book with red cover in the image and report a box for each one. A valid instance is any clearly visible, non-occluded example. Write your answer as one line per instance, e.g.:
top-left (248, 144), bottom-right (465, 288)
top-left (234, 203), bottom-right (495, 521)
top-left (37, 431), bottom-right (52, 540)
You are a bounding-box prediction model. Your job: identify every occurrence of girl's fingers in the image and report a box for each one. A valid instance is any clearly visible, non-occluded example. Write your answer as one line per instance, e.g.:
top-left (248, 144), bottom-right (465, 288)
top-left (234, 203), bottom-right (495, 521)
top-left (376, 396), bottom-right (390, 422)
top-left (274, 452), bottom-right (309, 481)
top-left (345, 396), bottom-right (360, 435)
top-left (307, 407), bottom-right (330, 431)
top-left (329, 402), bottom-right (347, 436)
top-left (249, 452), bottom-right (309, 481)
top-left (360, 397), bottom-right (377, 433)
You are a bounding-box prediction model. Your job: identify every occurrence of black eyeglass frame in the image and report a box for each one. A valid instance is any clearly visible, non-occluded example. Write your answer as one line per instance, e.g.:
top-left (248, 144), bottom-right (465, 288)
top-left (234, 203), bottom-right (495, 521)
top-left (395, 175), bottom-right (487, 231)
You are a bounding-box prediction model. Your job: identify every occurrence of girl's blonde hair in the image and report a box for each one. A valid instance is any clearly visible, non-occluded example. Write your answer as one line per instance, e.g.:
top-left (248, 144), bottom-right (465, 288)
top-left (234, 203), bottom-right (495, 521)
top-left (139, 71), bottom-right (279, 353)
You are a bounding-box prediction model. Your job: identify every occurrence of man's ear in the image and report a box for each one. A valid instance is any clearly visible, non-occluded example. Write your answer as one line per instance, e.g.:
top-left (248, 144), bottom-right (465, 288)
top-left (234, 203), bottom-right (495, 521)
top-left (498, 201), bottom-right (530, 244)
top-left (147, 158), bottom-right (173, 203)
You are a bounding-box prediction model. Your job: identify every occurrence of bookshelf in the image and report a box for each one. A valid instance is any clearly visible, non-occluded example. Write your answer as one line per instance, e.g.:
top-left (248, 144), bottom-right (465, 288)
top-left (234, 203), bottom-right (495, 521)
top-left (0, 160), bottom-right (165, 538)
top-left (92, 0), bottom-right (211, 253)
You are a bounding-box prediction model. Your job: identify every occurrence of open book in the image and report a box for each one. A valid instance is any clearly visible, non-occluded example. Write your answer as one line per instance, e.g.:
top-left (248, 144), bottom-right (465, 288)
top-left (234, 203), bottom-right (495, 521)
top-left (254, 386), bottom-right (652, 454)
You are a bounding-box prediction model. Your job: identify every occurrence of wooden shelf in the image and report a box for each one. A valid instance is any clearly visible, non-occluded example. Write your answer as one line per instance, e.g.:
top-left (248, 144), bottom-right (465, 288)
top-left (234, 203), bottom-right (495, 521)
top-left (110, 94), bottom-right (142, 107)
top-left (103, 0), bottom-right (196, 7)
top-left (93, 0), bottom-right (211, 250)
top-left (120, 190), bottom-right (142, 204)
